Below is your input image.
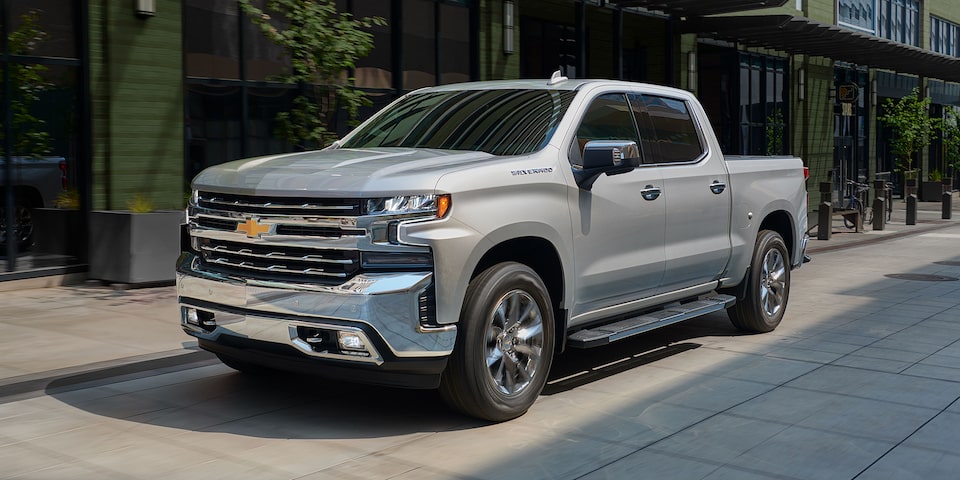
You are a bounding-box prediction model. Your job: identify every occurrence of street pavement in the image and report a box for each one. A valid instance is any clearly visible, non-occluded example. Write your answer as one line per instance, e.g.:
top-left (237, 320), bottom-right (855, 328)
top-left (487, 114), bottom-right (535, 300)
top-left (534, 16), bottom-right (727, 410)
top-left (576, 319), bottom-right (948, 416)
top-left (1, 195), bottom-right (960, 479)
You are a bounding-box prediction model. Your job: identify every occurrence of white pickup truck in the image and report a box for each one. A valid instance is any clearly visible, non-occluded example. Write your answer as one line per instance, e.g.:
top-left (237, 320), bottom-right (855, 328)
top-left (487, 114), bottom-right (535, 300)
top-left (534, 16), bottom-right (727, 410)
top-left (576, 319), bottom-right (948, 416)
top-left (178, 75), bottom-right (808, 421)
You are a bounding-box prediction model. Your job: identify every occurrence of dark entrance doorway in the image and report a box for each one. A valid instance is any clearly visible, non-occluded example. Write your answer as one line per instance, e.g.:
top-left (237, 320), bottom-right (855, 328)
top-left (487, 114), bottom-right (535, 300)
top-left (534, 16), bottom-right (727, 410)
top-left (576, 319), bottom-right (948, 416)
top-left (833, 67), bottom-right (870, 203)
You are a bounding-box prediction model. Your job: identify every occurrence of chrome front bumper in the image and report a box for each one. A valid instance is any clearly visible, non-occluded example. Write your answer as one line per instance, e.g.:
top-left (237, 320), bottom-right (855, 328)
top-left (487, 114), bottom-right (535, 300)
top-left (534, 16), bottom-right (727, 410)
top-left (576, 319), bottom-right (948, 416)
top-left (176, 253), bottom-right (457, 364)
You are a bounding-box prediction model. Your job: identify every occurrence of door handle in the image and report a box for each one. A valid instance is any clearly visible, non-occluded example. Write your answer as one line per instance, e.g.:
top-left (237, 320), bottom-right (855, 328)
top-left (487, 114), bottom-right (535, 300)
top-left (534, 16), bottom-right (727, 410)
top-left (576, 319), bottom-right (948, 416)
top-left (640, 185), bottom-right (661, 201)
top-left (710, 181), bottom-right (727, 195)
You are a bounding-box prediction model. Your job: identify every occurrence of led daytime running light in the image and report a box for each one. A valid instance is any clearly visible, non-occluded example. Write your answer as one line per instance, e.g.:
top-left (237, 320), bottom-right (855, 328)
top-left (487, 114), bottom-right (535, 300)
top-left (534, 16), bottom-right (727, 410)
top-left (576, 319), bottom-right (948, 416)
top-left (366, 194), bottom-right (452, 218)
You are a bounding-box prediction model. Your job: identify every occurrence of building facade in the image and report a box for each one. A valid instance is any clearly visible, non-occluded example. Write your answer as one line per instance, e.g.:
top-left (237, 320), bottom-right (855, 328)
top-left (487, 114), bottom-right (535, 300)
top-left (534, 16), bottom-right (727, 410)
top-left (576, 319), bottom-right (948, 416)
top-left (2, 0), bottom-right (960, 281)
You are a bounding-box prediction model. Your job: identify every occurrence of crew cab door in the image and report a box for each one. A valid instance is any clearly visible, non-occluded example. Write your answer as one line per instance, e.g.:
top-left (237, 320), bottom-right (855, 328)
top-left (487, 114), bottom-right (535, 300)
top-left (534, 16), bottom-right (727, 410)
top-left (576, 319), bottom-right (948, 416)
top-left (567, 92), bottom-right (666, 321)
top-left (629, 93), bottom-right (732, 292)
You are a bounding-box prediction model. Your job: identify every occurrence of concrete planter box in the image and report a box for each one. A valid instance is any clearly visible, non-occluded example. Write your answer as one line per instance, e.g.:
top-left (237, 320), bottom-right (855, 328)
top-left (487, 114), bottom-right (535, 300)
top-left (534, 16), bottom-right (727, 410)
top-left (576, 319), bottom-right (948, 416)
top-left (920, 181), bottom-right (946, 202)
top-left (88, 210), bottom-right (182, 285)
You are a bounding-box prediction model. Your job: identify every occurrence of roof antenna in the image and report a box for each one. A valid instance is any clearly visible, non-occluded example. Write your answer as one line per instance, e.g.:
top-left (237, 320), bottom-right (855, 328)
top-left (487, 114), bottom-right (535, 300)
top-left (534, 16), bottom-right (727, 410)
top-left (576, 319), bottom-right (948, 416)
top-left (548, 67), bottom-right (568, 85)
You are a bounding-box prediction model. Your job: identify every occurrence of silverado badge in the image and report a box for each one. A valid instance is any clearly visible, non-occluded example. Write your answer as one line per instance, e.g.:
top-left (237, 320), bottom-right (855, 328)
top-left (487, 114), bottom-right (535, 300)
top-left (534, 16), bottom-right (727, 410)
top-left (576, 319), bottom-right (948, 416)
top-left (236, 218), bottom-right (273, 238)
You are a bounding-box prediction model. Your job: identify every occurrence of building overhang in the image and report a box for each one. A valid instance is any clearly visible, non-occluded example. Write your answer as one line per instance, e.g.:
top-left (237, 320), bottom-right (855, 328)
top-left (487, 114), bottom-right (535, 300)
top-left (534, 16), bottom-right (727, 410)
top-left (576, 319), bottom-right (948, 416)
top-left (680, 15), bottom-right (960, 84)
top-left (610, 0), bottom-right (790, 17)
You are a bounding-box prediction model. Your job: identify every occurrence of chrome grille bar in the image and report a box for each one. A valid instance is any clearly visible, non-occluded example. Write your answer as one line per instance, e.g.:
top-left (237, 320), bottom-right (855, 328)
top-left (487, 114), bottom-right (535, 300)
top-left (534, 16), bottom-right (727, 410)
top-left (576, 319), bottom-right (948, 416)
top-left (200, 244), bottom-right (354, 265)
top-left (207, 257), bottom-right (347, 278)
top-left (203, 197), bottom-right (355, 210)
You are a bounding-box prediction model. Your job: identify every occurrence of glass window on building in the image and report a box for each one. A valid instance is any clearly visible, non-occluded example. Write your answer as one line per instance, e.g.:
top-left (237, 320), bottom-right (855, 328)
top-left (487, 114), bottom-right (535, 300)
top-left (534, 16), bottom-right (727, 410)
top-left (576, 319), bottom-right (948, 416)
top-left (838, 0), bottom-right (876, 34)
top-left (1, 0), bottom-right (85, 275)
top-left (403, 0), bottom-right (437, 90)
top-left (520, 17), bottom-right (578, 79)
top-left (353, 0), bottom-right (392, 90)
top-left (185, 0), bottom-right (476, 176)
top-left (736, 53), bottom-right (788, 156)
top-left (438, 3), bottom-right (471, 85)
top-left (184, 0), bottom-right (241, 80)
top-left (878, 0), bottom-right (919, 46)
top-left (932, 16), bottom-right (960, 58)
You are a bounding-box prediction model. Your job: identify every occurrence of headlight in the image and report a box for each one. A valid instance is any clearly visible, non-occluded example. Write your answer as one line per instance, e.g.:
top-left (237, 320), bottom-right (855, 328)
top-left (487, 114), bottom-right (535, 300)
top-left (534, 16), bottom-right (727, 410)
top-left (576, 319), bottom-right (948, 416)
top-left (365, 194), bottom-right (451, 219)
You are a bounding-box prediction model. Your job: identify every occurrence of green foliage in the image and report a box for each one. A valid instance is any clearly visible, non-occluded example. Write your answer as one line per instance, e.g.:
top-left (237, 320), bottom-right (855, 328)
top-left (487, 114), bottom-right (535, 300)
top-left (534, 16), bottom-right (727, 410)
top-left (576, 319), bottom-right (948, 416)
top-left (765, 109), bottom-right (784, 156)
top-left (238, 0), bottom-right (386, 149)
top-left (878, 87), bottom-right (940, 173)
top-left (0, 10), bottom-right (52, 158)
top-left (942, 107), bottom-right (960, 177)
top-left (54, 189), bottom-right (79, 209)
top-left (929, 168), bottom-right (943, 182)
top-left (126, 194), bottom-right (155, 214)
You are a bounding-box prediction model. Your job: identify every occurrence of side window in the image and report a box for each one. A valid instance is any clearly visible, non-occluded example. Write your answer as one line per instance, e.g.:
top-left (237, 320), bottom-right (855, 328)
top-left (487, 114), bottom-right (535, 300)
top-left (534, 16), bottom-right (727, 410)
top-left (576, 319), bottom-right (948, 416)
top-left (574, 93), bottom-right (642, 157)
top-left (635, 94), bottom-right (705, 163)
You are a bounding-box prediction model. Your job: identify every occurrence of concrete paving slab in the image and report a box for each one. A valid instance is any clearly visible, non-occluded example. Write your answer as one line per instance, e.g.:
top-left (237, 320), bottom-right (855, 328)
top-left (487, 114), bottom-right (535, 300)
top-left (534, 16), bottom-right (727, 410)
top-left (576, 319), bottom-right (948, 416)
top-left (858, 445), bottom-right (960, 480)
top-left (646, 414), bottom-right (791, 465)
top-left (723, 425), bottom-right (894, 480)
top-left (785, 365), bottom-right (960, 410)
top-left (726, 386), bottom-right (938, 443)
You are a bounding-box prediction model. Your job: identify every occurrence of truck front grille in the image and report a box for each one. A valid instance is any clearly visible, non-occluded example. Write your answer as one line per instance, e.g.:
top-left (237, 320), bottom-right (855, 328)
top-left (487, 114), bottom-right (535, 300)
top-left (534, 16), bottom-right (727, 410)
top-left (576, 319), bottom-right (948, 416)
top-left (189, 191), bottom-right (431, 284)
top-left (197, 238), bottom-right (359, 279)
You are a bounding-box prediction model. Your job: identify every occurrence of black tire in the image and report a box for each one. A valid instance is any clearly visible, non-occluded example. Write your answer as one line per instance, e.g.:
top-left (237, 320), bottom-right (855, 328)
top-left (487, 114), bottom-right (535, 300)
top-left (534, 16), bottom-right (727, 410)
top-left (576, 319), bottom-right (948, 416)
top-left (440, 262), bottom-right (555, 422)
top-left (728, 230), bottom-right (790, 333)
top-left (0, 195), bottom-right (36, 250)
top-left (216, 354), bottom-right (274, 375)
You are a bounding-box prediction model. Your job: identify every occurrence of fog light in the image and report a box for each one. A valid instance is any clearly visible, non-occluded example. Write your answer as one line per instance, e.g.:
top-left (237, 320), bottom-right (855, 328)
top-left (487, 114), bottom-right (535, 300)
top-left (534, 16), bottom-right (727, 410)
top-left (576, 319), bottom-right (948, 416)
top-left (337, 331), bottom-right (366, 351)
top-left (185, 307), bottom-right (200, 326)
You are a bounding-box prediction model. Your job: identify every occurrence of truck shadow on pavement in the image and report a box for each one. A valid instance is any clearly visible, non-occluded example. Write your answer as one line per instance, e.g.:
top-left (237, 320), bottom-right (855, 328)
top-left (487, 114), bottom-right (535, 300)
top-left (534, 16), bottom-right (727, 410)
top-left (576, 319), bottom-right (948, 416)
top-left (44, 313), bottom-right (743, 438)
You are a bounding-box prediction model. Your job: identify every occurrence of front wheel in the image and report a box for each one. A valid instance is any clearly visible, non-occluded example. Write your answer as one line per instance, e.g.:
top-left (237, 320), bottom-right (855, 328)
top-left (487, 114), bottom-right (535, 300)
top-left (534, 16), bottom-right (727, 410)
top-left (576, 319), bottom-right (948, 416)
top-left (728, 230), bottom-right (790, 333)
top-left (440, 262), bottom-right (555, 422)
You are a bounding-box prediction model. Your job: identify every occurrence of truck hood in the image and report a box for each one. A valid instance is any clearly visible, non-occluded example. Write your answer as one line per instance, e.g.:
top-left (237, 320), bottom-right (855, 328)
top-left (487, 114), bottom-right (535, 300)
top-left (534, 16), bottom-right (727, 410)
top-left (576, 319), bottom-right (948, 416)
top-left (192, 148), bottom-right (497, 196)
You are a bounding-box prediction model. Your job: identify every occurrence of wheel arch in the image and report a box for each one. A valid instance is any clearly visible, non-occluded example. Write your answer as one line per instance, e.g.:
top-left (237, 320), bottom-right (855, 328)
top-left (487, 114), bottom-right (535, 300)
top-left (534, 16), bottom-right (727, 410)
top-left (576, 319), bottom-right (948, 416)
top-left (758, 210), bottom-right (795, 265)
top-left (0, 186), bottom-right (44, 207)
top-left (471, 236), bottom-right (567, 353)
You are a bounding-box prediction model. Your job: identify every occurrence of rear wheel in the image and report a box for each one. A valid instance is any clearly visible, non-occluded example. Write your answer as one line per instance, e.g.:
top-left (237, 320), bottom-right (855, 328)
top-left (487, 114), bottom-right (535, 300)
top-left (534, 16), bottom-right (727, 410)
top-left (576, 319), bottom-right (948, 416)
top-left (440, 262), bottom-right (555, 422)
top-left (0, 195), bottom-right (37, 250)
top-left (728, 230), bottom-right (790, 333)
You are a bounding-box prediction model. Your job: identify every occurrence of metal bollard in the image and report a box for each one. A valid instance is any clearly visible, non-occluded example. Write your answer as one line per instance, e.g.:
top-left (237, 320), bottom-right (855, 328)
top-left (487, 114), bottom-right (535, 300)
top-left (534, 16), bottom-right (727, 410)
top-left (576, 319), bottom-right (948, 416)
top-left (873, 196), bottom-right (885, 230)
top-left (944, 192), bottom-right (953, 220)
top-left (818, 201), bottom-right (832, 240)
top-left (906, 194), bottom-right (917, 225)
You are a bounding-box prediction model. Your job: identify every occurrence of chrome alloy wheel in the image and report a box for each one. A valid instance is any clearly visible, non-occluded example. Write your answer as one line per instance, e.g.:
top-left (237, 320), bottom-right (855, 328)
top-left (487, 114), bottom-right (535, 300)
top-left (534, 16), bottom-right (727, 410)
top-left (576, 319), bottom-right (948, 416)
top-left (485, 289), bottom-right (544, 396)
top-left (760, 247), bottom-right (787, 318)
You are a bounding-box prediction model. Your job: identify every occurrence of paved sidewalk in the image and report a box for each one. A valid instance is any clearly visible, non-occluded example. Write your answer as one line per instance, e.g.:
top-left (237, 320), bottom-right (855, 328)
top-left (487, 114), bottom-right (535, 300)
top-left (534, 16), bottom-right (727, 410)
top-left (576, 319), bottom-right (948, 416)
top-left (0, 284), bottom-right (207, 398)
top-left (807, 191), bottom-right (960, 253)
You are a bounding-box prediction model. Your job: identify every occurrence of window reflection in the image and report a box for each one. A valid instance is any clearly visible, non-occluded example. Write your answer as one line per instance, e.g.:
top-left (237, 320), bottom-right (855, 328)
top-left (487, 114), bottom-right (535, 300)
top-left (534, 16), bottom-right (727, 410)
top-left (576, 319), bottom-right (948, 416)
top-left (1, 3), bottom-right (81, 273)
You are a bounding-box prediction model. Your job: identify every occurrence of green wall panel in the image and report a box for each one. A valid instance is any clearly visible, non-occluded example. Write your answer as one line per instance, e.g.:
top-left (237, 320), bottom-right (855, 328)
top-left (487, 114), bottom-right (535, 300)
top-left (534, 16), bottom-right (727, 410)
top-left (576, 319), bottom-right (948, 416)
top-left (90, 0), bottom-right (183, 211)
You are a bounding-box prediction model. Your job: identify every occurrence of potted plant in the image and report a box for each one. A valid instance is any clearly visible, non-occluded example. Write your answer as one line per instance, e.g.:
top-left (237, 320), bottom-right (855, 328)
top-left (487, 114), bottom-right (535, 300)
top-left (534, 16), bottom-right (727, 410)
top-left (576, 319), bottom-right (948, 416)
top-left (921, 169), bottom-right (946, 202)
top-left (88, 194), bottom-right (183, 285)
top-left (879, 87), bottom-right (940, 198)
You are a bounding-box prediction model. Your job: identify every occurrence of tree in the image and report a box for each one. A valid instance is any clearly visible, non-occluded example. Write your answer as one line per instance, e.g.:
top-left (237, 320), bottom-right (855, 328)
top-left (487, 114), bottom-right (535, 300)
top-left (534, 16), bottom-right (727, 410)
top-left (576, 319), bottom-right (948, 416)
top-left (878, 87), bottom-right (939, 177)
top-left (942, 107), bottom-right (960, 182)
top-left (238, 0), bottom-right (385, 149)
top-left (1, 9), bottom-right (52, 158)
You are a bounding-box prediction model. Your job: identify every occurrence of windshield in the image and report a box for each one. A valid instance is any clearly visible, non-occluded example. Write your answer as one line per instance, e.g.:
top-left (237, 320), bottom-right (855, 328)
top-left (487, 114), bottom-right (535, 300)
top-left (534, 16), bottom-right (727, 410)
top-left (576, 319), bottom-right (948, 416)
top-left (341, 89), bottom-right (577, 156)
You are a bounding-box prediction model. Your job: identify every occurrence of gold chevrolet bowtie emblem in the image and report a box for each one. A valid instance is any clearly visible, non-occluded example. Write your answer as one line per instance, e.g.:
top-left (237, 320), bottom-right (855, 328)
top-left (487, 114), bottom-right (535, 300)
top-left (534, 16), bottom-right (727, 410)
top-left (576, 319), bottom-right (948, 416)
top-left (236, 218), bottom-right (273, 238)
